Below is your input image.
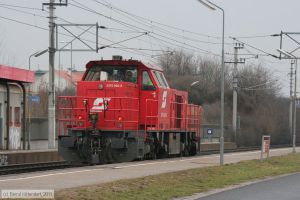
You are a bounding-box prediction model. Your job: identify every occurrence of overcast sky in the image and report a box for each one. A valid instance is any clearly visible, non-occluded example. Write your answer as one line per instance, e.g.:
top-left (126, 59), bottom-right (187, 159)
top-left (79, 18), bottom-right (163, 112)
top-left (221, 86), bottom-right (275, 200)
top-left (1, 0), bottom-right (300, 96)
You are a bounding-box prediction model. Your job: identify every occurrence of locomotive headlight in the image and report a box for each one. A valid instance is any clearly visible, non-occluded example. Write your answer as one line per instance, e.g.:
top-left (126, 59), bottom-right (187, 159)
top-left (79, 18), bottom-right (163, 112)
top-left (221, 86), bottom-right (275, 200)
top-left (117, 116), bottom-right (123, 128)
top-left (98, 84), bottom-right (103, 90)
top-left (83, 99), bottom-right (88, 106)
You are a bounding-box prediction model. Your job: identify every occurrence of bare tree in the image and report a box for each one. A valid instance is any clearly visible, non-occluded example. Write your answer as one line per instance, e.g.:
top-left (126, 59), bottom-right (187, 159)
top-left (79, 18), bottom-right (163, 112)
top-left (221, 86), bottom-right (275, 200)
top-left (158, 49), bottom-right (289, 146)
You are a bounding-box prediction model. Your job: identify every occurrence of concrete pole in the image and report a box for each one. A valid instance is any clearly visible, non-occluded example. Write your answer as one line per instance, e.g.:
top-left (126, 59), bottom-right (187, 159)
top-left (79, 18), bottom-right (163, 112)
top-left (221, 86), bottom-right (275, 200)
top-left (293, 59), bottom-right (297, 153)
top-left (290, 61), bottom-right (294, 142)
top-left (232, 47), bottom-right (238, 143)
top-left (58, 50), bottom-right (61, 90)
top-left (70, 42), bottom-right (73, 87)
top-left (48, 0), bottom-right (56, 149)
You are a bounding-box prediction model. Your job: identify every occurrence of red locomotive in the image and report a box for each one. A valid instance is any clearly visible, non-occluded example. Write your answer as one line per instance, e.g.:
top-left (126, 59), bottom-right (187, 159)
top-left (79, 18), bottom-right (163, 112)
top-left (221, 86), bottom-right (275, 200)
top-left (58, 56), bottom-right (202, 164)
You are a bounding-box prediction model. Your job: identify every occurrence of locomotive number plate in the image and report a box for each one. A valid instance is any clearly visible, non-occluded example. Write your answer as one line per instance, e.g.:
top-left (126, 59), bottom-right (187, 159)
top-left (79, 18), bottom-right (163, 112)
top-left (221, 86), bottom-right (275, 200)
top-left (106, 84), bottom-right (123, 88)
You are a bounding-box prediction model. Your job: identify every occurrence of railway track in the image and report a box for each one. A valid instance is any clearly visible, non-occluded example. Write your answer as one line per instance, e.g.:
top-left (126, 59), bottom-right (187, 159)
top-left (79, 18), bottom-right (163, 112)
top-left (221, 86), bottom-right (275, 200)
top-left (0, 144), bottom-right (293, 176)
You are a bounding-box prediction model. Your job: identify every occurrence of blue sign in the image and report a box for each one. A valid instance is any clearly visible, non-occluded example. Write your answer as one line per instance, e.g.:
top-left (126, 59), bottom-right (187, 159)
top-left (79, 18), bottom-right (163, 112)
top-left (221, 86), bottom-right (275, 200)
top-left (207, 128), bottom-right (213, 135)
top-left (29, 96), bottom-right (40, 103)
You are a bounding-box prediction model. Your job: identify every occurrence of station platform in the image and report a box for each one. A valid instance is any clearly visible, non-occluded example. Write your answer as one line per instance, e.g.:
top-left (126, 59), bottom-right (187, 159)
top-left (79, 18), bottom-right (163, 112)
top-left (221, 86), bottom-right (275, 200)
top-left (200, 142), bottom-right (237, 152)
top-left (0, 149), bottom-right (64, 166)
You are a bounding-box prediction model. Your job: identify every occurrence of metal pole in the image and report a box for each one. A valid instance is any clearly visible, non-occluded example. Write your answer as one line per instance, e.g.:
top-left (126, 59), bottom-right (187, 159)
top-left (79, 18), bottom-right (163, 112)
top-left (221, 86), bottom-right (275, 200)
top-left (5, 83), bottom-right (10, 150)
top-left (70, 42), bottom-right (73, 87)
top-left (260, 135), bottom-right (264, 160)
top-left (28, 55), bottom-right (32, 150)
top-left (196, 0), bottom-right (225, 165)
top-left (220, 7), bottom-right (225, 166)
top-left (233, 47), bottom-right (238, 143)
top-left (28, 92), bottom-right (31, 150)
top-left (293, 59), bottom-right (297, 153)
top-left (48, 0), bottom-right (56, 149)
top-left (277, 49), bottom-right (298, 153)
top-left (29, 56), bottom-right (32, 71)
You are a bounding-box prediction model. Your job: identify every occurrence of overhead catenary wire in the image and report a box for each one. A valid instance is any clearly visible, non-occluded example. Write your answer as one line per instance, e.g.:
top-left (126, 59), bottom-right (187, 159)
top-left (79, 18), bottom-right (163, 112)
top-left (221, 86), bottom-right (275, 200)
top-left (2, 2), bottom-right (157, 59)
top-left (98, 32), bottom-right (149, 49)
top-left (0, 3), bottom-right (42, 11)
top-left (1, 0), bottom-right (289, 69)
top-left (233, 34), bottom-right (274, 39)
top-left (92, 0), bottom-right (222, 40)
top-left (69, 0), bottom-right (224, 57)
top-left (52, 13), bottom-right (156, 58)
top-left (0, 2), bottom-right (141, 54)
top-left (68, 1), bottom-right (174, 58)
top-left (230, 37), bottom-right (279, 59)
top-left (107, 46), bottom-right (173, 52)
top-left (0, 15), bottom-right (48, 32)
top-left (240, 79), bottom-right (278, 90)
top-left (0, 14), bottom-right (159, 63)
top-left (0, 5), bottom-right (48, 18)
top-left (91, 0), bottom-right (231, 45)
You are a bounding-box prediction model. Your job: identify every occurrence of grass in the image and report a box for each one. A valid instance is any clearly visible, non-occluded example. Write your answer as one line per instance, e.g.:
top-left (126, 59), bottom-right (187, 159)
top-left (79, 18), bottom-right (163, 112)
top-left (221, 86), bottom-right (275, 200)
top-left (56, 153), bottom-right (300, 200)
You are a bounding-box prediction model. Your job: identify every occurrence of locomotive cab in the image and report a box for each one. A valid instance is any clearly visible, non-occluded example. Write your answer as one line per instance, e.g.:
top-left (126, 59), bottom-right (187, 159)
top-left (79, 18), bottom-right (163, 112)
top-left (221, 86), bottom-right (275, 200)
top-left (58, 58), bottom-right (201, 165)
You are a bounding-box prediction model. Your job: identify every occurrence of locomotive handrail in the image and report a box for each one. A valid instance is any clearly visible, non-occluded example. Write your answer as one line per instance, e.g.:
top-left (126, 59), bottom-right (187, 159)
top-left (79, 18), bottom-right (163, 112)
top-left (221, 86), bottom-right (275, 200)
top-left (145, 98), bottom-right (201, 139)
top-left (58, 95), bottom-right (201, 139)
top-left (58, 96), bottom-right (140, 135)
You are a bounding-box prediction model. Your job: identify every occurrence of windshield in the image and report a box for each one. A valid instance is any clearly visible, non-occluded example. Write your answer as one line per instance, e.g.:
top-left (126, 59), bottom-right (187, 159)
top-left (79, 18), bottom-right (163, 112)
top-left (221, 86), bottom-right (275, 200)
top-left (84, 66), bottom-right (137, 83)
top-left (152, 70), bottom-right (169, 88)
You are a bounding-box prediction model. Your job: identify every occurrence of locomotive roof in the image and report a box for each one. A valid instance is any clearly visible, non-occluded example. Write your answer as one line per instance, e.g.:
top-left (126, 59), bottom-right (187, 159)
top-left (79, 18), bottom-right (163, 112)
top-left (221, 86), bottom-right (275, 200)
top-left (86, 60), bottom-right (163, 72)
top-left (0, 64), bottom-right (35, 83)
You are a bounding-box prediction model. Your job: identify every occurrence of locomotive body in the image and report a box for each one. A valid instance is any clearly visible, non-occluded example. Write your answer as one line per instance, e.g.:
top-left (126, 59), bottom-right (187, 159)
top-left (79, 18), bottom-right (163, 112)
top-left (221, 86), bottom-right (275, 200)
top-left (58, 57), bottom-right (202, 164)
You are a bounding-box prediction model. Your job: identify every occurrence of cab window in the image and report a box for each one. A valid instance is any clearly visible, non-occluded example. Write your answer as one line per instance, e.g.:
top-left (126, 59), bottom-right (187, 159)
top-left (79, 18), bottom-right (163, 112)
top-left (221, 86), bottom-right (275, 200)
top-left (84, 66), bottom-right (137, 83)
top-left (142, 71), bottom-right (155, 90)
top-left (159, 72), bottom-right (169, 88)
top-left (152, 70), bottom-right (169, 88)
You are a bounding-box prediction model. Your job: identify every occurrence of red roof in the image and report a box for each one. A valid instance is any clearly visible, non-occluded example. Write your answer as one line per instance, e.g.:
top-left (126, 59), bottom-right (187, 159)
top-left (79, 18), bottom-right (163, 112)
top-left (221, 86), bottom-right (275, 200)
top-left (56, 70), bottom-right (84, 83)
top-left (0, 64), bottom-right (35, 83)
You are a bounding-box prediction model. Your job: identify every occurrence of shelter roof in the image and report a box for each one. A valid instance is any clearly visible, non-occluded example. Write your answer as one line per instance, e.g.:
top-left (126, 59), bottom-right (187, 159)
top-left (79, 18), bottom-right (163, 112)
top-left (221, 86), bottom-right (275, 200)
top-left (0, 64), bottom-right (34, 83)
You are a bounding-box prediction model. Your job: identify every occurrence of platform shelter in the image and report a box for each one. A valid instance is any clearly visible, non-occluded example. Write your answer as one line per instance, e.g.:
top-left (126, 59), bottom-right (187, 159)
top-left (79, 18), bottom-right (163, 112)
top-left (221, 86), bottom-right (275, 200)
top-left (0, 64), bottom-right (34, 150)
